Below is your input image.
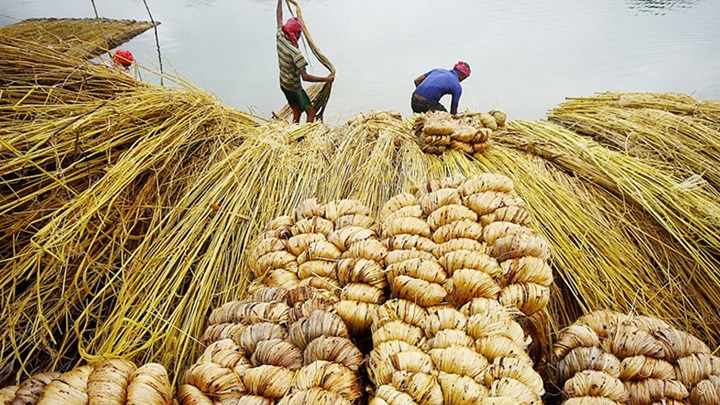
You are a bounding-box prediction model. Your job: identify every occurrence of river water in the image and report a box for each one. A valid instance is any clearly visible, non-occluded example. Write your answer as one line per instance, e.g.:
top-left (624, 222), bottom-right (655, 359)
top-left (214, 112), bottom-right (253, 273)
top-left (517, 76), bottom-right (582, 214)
top-left (1, 0), bottom-right (719, 125)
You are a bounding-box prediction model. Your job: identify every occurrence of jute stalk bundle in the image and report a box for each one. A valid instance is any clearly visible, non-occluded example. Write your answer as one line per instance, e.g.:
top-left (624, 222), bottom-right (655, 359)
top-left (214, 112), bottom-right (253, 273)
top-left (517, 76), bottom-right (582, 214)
top-left (553, 92), bottom-right (720, 131)
top-left (317, 110), bottom-right (424, 213)
top-left (0, 82), bottom-right (264, 384)
top-left (553, 309), bottom-right (720, 405)
top-left (0, 34), bottom-right (143, 111)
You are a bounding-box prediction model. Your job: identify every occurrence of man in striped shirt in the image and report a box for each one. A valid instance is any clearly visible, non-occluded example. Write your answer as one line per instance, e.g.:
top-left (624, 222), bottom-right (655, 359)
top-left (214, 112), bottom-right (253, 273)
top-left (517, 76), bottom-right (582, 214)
top-left (276, 0), bottom-right (335, 123)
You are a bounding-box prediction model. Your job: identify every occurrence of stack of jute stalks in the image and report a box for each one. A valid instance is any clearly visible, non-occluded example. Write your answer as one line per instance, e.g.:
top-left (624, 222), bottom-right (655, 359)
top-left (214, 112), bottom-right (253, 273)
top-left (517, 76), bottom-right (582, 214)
top-left (412, 110), bottom-right (507, 154)
top-left (0, 34), bottom-right (143, 109)
top-left (180, 286), bottom-right (363, 404)
top-left (0, 18), bottom-right (157, 60)
top-left (547, 92), bottom-right (720, 192)
top-left (552, 309), bottom-right (720, 404)
top-left (0, 359), bottom-right (173, 404)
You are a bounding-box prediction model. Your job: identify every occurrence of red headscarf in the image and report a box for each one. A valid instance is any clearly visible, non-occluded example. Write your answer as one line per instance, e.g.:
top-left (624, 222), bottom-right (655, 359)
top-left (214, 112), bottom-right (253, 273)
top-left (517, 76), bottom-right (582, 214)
top-left (282, 17), bottom-right (303, 46)
top-left (454, 61), bottom-right (471, 78)
top-left (114, 49), bottom-right (134, 67)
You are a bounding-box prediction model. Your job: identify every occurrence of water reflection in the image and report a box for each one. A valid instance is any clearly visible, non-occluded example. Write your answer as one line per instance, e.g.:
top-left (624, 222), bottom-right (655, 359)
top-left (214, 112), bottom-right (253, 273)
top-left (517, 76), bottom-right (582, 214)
top-left (184, 0), bottom-right (218, 7)
top-left (627, 0), bottom-right (705, 14)
top-left (2, 0), bottom-right (719, 123)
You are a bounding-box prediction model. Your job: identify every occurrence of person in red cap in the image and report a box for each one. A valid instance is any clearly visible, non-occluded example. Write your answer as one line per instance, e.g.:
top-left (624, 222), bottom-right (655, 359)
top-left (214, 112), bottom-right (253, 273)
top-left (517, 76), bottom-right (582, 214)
top-left (411, 61), bottom-right (471, 115)
top-left (276, 0), bottom-right (334, 123)
top-left (112, 49), bottom-right (134, 72)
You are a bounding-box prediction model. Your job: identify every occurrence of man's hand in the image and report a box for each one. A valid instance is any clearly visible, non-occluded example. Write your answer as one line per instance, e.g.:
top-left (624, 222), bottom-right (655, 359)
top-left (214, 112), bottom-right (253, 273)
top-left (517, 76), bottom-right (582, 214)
top-left (301, 68), bottom-right (335, 83)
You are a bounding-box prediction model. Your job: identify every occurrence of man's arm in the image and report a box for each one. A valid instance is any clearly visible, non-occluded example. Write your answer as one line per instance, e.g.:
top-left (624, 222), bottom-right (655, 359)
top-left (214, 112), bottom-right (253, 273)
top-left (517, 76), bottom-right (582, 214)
top-left (276, 0), bottom-right (283, 28)
top-left (300, 68), bottom-right (335, 83)
top-left (414, 74), bottom-right (426, 88)
top-left (450, 90), bottom-right (462, 115)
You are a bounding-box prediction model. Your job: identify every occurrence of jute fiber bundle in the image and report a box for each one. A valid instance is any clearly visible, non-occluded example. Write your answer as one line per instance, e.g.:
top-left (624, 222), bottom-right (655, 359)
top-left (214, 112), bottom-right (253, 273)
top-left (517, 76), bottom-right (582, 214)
top-left (370, 190), bottom-right (447, 403)
top-left (185, 286), bottom-right (363, 404)
top-left (379, 191), bottom-right (448, 307)
top-left (245, 198), bottom-right (387, 337)
top-left (0, 385), bottom-right (17, 403)
top-left (347, 110), bottom-right (404, 127)
top-left (412, 110), bottom-right (505, 155)
top-left (0, 359), bottom-right (173, 404)
top-left (367, 298), bottom-right (544, 404)
top-left (405, 174), bottom-right (553, 317)
top-left (368, 174), bottom-right (547, 404)
top-left (553, 309), bottom-right (720, 405)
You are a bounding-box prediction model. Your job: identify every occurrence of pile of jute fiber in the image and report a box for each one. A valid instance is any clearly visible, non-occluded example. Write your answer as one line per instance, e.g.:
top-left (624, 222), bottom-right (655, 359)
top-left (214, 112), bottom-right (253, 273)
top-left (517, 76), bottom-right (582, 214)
top-left (2, 32), bottom-right (720, 405)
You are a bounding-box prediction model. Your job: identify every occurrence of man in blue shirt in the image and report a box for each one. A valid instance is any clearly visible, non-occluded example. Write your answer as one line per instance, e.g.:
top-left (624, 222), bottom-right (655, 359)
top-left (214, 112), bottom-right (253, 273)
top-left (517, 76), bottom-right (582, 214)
top-left (411, 61), bottom-right (471, 115)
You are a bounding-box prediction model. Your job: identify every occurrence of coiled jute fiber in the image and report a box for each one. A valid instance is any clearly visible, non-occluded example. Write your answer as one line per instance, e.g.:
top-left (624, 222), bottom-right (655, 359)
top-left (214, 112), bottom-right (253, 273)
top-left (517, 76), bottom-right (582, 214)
top-left (553, 309), bottom-right (720, 405)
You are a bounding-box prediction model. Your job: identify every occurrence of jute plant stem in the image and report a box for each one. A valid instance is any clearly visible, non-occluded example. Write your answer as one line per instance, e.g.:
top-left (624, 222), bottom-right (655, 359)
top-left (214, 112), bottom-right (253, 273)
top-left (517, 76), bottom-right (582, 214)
top-left (497, 120), bottom-right (720, 348)
top-left (0, 19), bottom-right (156, 59)
top-left (317, 114), bottom-right (425, 213)
top-left (75, 120), bottom-right (337, 381)
top-left (0, 85), bottom-right (257, 383)
top-left (549, 93), bottom-right (720, 191)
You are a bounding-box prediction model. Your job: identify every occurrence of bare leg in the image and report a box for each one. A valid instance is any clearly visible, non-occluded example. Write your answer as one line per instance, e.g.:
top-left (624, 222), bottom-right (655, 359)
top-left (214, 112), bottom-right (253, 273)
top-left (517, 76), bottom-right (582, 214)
top-left (306, 107), bottom-right (316, 123)
top-left (291, 105), bottom-right (301, 123)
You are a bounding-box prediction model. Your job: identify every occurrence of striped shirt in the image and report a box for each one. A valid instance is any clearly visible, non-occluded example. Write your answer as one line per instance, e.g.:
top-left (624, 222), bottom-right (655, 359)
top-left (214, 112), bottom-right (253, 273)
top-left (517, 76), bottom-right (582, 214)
top-left (277, 27), bottom-right (308, 92)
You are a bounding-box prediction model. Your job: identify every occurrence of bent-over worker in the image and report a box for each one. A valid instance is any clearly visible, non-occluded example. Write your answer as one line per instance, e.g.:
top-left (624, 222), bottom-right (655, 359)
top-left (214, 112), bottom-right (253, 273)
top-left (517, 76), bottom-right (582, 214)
top-left (411, 61), bottom-right (471, 115)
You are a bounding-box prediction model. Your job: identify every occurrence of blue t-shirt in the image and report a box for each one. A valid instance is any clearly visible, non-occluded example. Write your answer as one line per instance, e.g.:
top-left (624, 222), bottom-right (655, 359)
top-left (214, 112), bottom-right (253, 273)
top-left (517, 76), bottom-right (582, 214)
top-left (414, 69), bottom-right (463, 112)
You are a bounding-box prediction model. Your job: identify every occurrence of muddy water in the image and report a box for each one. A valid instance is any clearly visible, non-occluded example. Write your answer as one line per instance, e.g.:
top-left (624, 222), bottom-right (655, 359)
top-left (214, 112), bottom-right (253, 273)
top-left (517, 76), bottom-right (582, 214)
top-left (1, 0), bottom-right (719, 125)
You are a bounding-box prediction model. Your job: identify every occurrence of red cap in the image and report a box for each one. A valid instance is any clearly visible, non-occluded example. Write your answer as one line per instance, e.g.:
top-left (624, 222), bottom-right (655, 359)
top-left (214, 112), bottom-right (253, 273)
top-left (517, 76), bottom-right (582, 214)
top-left (282, 18), bottom-right (303, 46)
top-left (113, 49), bottom-right (134, 67)
top-left (454, 61), bottom-right (471, 77)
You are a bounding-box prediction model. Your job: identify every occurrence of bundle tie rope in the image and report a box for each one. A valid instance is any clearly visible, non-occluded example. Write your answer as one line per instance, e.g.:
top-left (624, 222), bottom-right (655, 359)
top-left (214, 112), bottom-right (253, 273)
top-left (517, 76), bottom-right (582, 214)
top-left (284, 0), bottom-right (335, 121)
